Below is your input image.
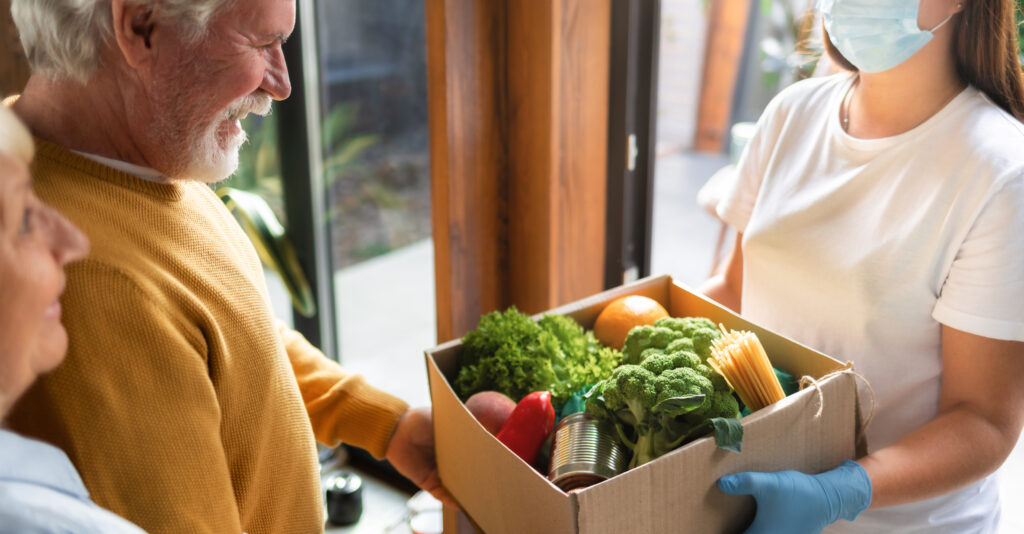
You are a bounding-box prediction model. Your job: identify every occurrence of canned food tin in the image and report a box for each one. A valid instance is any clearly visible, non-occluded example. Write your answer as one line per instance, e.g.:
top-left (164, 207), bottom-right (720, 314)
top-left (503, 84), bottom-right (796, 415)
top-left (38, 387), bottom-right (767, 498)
top-left (547, 412), bottom-right (628, 491)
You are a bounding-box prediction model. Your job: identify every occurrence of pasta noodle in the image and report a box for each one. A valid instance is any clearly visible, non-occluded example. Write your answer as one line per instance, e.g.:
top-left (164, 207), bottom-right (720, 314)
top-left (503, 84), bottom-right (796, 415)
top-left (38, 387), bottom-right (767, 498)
top-left (709, 326), bottom-right (785, 412)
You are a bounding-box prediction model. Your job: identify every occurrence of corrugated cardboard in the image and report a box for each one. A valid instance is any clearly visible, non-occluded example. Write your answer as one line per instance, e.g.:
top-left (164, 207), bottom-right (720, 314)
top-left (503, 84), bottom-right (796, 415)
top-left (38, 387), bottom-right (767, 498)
top-left (425, 275), bottom-right (862, 534)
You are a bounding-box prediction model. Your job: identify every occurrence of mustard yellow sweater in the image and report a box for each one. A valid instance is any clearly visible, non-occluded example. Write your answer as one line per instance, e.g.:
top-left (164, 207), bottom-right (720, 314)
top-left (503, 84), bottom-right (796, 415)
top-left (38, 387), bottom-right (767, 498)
top-left (8, 140), bottom-right (409, 534)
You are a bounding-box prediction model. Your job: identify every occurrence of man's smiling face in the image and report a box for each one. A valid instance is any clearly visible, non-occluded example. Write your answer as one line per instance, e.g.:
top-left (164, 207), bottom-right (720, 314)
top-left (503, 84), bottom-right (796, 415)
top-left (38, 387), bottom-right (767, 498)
top-left (143, 0), bottom-right (295, 182)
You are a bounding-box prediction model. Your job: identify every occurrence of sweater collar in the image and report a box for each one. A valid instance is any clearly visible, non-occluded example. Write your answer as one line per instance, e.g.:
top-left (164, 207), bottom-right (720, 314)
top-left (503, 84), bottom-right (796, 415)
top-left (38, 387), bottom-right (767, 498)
top-left (32, 138), bottom-right (187, 202)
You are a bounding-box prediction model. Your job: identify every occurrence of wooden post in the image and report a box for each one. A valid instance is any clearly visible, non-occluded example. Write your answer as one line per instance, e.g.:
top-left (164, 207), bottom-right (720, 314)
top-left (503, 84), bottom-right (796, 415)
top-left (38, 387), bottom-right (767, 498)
top-left (694, 0), bottom-right (751, 153)
top-left (507, 0), bottom-right (611, 314)
top-left (426, 0), bottom-right (611, 343)
top-left (426, 0), bottom-right (509, 343)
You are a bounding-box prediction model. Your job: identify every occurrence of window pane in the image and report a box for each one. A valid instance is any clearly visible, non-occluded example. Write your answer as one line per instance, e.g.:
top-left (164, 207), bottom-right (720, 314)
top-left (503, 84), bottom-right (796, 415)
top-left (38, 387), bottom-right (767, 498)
top-left (650, 0), bottom-right (726, 288)
top-left (316, 0), bottom-right (434, 406)
top-left (650, 0), bottom-right (821, 287)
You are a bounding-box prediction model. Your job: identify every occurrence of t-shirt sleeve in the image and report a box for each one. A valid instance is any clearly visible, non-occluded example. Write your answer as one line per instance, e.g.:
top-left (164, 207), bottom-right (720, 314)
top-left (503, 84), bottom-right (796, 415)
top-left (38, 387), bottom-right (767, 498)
top-left (933, 173), bottom-right (1024, 341)
top-left (715, 94), bottom-right (786, 233)
top-left (279, 324), bottom-right (409, 458)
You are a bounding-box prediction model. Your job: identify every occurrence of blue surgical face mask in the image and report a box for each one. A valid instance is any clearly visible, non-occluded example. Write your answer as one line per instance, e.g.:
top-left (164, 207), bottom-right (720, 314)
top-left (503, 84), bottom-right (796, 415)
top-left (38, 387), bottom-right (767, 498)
top-left (819, 0), bottom-right (956, 73)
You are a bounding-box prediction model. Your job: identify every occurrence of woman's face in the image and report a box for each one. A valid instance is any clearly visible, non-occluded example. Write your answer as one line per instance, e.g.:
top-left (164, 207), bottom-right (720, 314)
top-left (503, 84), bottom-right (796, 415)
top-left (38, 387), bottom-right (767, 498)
top-left (0, 151), bottom-right (89, 413)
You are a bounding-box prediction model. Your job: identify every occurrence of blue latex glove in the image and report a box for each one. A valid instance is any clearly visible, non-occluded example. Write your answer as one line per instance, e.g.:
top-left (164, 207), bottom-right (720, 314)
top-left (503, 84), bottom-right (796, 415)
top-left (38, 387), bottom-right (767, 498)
top-left (717, 460), bottom-right (872, 534)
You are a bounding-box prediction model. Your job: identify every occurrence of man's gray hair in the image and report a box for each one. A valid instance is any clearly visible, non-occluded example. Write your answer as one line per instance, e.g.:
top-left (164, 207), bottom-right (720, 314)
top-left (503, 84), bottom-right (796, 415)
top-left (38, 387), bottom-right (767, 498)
top-left (11, 0), bottom-right (235, 83)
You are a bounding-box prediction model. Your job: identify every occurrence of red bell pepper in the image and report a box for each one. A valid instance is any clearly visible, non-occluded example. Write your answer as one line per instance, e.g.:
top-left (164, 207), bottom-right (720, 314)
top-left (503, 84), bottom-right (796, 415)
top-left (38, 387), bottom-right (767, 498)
top-left (495, 391), bottom-right (556, 465)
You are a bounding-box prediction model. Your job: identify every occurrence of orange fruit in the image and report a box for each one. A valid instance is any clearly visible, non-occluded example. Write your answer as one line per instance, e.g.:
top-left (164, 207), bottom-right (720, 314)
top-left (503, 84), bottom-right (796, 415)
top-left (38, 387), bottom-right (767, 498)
top-left (593, 295), bottom-right (669, 350)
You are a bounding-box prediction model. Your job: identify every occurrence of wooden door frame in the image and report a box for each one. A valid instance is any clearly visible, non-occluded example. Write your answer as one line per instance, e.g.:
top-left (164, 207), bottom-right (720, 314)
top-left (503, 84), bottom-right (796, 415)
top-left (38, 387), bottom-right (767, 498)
top-left (426, 0), bottom-right (612, 343)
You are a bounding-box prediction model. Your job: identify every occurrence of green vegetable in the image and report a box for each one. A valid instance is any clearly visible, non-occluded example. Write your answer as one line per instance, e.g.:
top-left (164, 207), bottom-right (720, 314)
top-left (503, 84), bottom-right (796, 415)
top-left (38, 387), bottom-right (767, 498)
top-left (625, 316), bottom-right (721, 361)
top-left (537, 314), bottom-right (622, 394)
top-left (586, 317), bottom-right (742, 468)
top-left (558, 385), bottom-right (593, 420)
top-left (455, 308), bottom-right (621, 406)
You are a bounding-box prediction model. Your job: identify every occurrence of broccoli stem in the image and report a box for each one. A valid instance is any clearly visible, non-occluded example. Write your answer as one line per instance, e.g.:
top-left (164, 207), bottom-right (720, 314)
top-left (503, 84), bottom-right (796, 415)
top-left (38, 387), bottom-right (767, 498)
top-left (612, 421), bottom-right (637, 450)
top-left (625, 398), bottom-right (648, 430)
top-left (629, 430), bottom-right (657, 469)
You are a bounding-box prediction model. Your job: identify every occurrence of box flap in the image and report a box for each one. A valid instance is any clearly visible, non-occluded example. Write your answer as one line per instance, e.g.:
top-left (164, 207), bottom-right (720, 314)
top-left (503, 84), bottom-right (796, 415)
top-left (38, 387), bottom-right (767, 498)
top-left (543, 275), bottom-right (672, 329)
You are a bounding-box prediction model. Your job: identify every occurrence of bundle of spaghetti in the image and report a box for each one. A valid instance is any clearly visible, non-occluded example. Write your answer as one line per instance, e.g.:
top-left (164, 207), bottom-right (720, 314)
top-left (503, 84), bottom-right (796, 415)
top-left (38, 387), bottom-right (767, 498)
top-left (708, 326), bottom-right (785, 412)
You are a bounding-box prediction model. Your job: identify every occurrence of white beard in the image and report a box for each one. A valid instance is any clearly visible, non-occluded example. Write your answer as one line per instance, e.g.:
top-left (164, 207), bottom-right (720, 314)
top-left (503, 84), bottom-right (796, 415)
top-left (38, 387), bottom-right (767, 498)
top-left (157, 94), bottom-right (271, 183)
top-left (179, 117), bottom-right (247, 183)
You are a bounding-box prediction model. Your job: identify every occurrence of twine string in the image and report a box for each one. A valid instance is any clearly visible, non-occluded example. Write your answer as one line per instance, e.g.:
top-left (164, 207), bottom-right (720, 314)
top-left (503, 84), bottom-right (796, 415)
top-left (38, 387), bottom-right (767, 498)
top-left (798, 361), bottom-right (877, 436)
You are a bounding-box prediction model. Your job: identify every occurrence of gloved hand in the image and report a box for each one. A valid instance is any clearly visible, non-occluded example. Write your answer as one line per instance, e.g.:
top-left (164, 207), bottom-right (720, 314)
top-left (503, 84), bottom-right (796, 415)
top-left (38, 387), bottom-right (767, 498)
top-left (717, 460), bottom-right (872, 534)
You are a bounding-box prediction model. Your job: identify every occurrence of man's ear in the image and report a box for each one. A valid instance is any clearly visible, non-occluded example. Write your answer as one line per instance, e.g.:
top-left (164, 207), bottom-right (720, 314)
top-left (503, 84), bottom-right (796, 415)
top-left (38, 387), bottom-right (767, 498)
top-left (110, 0), bottom-right (158, 70)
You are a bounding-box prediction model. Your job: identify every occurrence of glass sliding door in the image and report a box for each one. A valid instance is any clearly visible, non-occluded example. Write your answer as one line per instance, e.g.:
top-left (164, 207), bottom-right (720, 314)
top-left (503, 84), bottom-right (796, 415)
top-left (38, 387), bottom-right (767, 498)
top-left (224, 1), bottom-right (434, 406)
top-left (315, 0), bottom-right (434, 406)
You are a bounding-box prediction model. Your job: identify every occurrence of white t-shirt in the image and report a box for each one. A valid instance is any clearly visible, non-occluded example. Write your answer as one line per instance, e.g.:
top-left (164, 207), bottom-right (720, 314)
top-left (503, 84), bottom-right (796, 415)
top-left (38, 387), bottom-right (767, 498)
top-left (717, 73), bottom-right (1024, 533)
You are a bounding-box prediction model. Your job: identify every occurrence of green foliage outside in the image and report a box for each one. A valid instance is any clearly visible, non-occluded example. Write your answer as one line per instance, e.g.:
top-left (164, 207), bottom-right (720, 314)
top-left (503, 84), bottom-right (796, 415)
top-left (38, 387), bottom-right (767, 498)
top-left (227, 104), bottom-right (378, 228)
top-left (226, 113), bottom-right (286, 223)
top-left (1017, 0), bottom-right (1023, 60)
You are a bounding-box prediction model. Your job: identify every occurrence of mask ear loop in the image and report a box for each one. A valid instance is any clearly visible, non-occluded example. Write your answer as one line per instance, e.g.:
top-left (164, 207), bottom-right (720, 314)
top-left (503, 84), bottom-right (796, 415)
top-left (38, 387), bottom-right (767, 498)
top-left (927, 10), bottom-right (957, 34)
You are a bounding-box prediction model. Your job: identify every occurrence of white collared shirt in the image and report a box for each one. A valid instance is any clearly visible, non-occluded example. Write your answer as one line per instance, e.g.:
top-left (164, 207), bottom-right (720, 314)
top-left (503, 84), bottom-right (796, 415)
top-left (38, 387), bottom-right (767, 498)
top-left (71, 151), bottom-right (172, 184)
top-left (0, 428), bottom-right (148, 533)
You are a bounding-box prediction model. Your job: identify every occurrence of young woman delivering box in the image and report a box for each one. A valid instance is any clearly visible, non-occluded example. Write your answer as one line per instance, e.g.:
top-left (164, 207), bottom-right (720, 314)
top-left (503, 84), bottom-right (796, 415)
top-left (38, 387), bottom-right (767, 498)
top-left (701, 0), bottom-right (1024, 532)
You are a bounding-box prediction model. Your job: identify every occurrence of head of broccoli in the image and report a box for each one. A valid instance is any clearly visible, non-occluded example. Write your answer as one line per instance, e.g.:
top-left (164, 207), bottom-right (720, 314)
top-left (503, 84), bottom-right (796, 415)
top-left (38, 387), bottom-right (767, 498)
top-left (585, 318), bottom-right (741, 468)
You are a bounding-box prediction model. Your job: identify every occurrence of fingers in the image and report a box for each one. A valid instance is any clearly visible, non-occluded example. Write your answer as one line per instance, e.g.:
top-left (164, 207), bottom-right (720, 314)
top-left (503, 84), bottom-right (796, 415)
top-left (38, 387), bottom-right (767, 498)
top-left (717, 471), bottom-right (777, 497)
top-left (419, 470), bottom-right (459, 510)
top-left (430, 486), bottom-right (458, 510)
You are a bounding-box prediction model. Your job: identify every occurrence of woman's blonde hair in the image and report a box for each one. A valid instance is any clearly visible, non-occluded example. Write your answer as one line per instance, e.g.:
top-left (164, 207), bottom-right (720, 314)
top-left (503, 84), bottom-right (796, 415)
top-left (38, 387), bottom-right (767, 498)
top-left (0, 106), bottom-right (34, 166)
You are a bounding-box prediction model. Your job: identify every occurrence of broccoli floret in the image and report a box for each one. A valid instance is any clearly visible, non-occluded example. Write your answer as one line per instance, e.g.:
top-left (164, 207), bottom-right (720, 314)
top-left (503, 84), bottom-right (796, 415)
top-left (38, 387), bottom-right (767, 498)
top-left (622, 326), bottom-right (677, 364)
top-left (665, 337), bottom-right (695, 354)
top-left (655, 316), bottom-right (717, 337)
top-left (669, 350), bottom-right (702, 371)
top-left (601, 365), bottom-right (657, 427)
top-left (655, 317), bottom-right (721, 360)
top-left (654, 367), bottom-right (712, 405)
top-left (691, 389), bottom-right (740, 419)
top-left (639, 347), bottom-right (667, 362)
top-left (690, 329), bottom-right (720, 360)
top-left (639, 353), bottom-right (676, 375)
top-left (707, 368), bottom-right (730, 391)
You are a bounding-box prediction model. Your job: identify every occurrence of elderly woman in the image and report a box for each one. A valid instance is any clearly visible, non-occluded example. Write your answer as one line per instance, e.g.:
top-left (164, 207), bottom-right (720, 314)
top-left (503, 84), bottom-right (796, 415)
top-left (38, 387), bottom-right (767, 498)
top-left (0, 106), bottom-right (145, 532)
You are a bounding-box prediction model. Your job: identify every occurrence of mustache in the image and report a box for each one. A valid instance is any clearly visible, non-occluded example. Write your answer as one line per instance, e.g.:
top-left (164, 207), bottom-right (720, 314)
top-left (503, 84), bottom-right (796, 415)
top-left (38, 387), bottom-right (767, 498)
top-left (225, 94), bottom-right (273, 121)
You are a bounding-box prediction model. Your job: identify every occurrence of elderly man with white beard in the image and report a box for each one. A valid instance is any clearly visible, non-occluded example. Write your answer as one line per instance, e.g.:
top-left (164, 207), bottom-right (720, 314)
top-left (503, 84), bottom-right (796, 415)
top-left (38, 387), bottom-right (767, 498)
top-left (4, 1), bottom-right (451, 533)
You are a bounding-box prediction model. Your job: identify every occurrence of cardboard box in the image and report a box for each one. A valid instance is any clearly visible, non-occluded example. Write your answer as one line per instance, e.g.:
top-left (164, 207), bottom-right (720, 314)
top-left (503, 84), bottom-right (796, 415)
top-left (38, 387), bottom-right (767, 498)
top-left (425, 275), bottom-right (863, 534)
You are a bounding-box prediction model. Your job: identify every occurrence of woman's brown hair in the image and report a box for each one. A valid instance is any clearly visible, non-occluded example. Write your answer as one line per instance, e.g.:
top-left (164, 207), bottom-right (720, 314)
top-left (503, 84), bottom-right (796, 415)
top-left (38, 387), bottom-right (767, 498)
top-left (824, 0), bottom-right (1024, 121)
